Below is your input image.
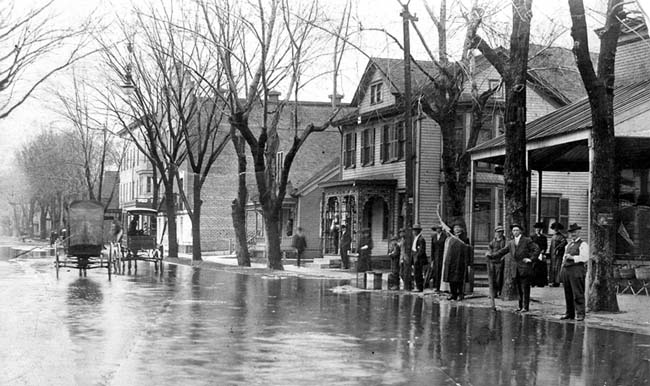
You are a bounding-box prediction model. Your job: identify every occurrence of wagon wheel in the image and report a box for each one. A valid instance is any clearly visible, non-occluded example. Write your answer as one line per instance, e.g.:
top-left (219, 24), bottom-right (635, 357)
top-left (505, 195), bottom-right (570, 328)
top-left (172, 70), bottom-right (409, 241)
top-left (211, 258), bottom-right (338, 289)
top-left (55, 246), bottom-right (60, 279)
top-left (157, 246), bottom-right (164, 274)
top-left (152, 249), bottom-right (162, 272)
top-left (107, 245), bottom-right (112, 280)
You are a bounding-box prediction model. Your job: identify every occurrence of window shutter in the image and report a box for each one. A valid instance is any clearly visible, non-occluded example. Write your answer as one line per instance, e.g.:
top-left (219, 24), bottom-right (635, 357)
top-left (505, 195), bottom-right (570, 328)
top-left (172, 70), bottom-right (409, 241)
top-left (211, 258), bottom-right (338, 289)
top-left (370, 127), bottom-right (375, 164)
top-left (560, 198), bottom-right (569, 228)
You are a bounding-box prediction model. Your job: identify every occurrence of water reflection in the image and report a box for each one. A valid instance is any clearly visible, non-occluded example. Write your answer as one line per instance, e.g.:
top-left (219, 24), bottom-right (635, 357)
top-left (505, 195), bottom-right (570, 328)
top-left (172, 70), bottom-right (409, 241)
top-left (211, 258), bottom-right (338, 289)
top-left (9, 259), bottom-right (650, 385)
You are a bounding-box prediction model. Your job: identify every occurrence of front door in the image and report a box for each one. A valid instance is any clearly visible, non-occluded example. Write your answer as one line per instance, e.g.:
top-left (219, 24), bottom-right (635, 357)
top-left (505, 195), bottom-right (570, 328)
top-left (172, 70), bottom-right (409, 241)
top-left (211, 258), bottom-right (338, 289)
top-left (473, 187), bottom-right (492, 243)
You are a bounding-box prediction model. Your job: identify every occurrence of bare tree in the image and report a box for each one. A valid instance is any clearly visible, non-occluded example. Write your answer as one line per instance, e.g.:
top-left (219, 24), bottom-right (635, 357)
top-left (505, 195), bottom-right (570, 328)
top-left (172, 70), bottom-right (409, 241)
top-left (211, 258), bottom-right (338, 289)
top-left (147, 2), bottom-right (232, 262)
top-left (52, 72), bottom-right (119, 208)
top-left (200, 0), bottom-right (342, 269)
top-left (0, 0), bottom-right (95, 119)
top-left (468, 0), bottom-right (533, 230)
top-left (568, 0), bottom-right (627, 312)
top-left (98, 8), bottom-right (190, 259)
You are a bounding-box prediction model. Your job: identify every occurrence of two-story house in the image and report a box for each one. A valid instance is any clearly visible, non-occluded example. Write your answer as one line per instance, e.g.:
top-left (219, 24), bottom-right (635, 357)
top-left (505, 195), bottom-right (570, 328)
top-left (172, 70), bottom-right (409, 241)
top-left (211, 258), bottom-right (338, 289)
top-left (321, 50), bottom-right (585, 263)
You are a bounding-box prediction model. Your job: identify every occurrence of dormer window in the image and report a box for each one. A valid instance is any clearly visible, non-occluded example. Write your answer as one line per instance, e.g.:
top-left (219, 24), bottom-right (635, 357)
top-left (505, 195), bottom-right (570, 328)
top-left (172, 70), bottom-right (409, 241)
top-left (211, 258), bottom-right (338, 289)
top-left (489, 79), bottom-right (504, 99)
top-left (370, 82), bottom-right (383, 105)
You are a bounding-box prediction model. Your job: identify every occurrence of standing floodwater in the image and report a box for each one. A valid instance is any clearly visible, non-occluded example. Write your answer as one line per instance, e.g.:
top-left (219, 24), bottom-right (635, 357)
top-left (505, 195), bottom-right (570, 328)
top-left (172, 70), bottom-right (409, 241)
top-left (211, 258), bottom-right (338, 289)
top-left (1, 258), bottom-right (649, 385)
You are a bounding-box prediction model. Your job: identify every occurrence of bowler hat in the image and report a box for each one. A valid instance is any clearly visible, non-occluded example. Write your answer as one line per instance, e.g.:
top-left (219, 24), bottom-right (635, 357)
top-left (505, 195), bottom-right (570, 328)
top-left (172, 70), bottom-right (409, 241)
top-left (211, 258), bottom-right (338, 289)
top-left (567, 223), bottom-right (582, 232)
top-left (495, 225), bottom-right (504, 232)
top-left (533, 222), bottom-right (545, 229)
top-left (550, 222), bottom-right (564, 230)
top-left (412, 223), bottom-right (422, 230)
top-left (510, 223), bottom-right (523, 230)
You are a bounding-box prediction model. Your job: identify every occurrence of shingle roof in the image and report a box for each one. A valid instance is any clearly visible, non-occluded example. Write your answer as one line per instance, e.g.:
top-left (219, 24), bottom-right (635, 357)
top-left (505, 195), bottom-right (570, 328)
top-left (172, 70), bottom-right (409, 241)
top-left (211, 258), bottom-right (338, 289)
top-left (469, 79), bottom-right (650, 154)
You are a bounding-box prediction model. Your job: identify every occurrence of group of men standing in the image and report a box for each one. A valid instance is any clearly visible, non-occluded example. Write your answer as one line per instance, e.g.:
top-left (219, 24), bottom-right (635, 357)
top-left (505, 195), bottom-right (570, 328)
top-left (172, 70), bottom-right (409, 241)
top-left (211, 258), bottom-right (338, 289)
top-left (486, 222), bottom-right (589, 320)
top-left (385, 222), bottom-right (473, 298)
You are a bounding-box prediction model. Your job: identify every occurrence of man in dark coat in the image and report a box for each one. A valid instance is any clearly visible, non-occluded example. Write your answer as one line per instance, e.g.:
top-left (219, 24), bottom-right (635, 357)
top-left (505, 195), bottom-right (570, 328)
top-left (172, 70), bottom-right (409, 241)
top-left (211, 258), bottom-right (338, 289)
top-left (429, 225), bottom-right (447, 291)
top-left (388, 234), bottom-right (401, 290)
top-left (530, 222), bottom-right (549, 287)
top-left (339, 224), bottom-right (352, 269)
top-left (357, 228), bottom-right (373, 272)
top-left (411, 224), bottom-right (427, 292)
top-left (442, 222), bottom-right (471, 301)
top-left (487, 224), bottom-right (540, 312)
top-left (486, 225), bottom-right (506, 308)
top-left (549, 222), bottom-right (567, 287)
top-left (291, 227), bottom-right (307, 267)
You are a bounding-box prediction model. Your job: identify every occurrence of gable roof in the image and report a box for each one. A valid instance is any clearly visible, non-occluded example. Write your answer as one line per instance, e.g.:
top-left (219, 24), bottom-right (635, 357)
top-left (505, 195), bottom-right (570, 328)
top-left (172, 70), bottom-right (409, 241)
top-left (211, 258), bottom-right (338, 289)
top-left (469, 79), bottom-right (650, 155)
top-left (349, 47), bottom-right (588, 110)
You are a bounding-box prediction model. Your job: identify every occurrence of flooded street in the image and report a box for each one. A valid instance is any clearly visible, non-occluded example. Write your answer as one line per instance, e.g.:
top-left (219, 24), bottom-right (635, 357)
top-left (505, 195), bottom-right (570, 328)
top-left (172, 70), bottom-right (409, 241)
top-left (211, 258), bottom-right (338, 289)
top-left (2, 258), bottom-right (650, 385)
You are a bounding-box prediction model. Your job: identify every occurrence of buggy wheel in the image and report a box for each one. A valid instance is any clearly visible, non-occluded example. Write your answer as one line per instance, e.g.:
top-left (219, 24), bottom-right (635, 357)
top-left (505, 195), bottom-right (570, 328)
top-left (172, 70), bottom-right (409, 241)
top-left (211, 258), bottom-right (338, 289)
top-left (107, 246), bottom-right (112, 280)
top-left (55, 249), bottom-right (60, 279)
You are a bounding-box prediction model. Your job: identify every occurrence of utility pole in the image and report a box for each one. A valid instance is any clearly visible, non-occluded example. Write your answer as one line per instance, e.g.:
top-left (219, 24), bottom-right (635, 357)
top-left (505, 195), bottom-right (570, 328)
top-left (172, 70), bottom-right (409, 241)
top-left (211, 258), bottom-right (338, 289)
top-left (401, 3), bottom-right (417, 229)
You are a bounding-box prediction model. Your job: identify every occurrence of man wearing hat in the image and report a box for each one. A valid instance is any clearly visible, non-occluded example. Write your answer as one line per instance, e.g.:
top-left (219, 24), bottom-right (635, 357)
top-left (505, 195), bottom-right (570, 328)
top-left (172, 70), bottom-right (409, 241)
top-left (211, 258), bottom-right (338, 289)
top-left (428, 225), bottom-right (447, 291)
top-left (388, 234), bottom-right (401, 290)
top-left (357, 228), bottom-right (373, 272)
top-left (411, 223), bottom-right (427, 292)
top-left (486, 225), bottom-right (506, 308)
top-left (549, 222), bottom-right (567, 287)
top-left (560, 223), bottom-right (589, 321)
top-left (487, 224), bottom-right (540, 312)
top-left (399, 228), bottom-right (413, 291)
top-left (339, 224), bottom-right (352, 269)
top-left (442, 222), bottom-right (472, 300)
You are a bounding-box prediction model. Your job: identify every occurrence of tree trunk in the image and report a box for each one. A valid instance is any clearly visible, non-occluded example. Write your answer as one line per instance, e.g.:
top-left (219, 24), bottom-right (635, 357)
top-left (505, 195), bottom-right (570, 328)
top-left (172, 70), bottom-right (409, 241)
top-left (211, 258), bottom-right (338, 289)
top-left (191, 177), bottom-right (202, 262)
top-left (164, 177), bottom-right (179, 258)
top-left (230, 124), bottom-right (251, 267)
top-left (39, 204), bottom-right (47, 240)
top-left (264, 208), bottom-right (284, 270)
top-left (568, 0), bottom-right (621, 312)
top-left (439, 111), bottom-right (467, 221)
top-left (501, 254), bottom-right (519, 300)
top-left (231, 199), bottom-right (250, 266)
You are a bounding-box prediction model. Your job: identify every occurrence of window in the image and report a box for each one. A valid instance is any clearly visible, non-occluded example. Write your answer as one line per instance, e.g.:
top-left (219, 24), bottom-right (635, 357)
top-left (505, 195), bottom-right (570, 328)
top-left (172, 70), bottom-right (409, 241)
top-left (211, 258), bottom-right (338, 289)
top-left (489, 79), bottom-right (504, 99)
top-left (395, 121), bottom-right (405, 160)
top-left (455, 113), bottom-right (466, 152)
top-left (370, 83), bottom-right (382, 105)
top-left (380, 121), bottom-right (406, 163)
top-left (146, 177), bottom-right (152, 194)
top-left (530, 196), bottom-right (569, 232)
top-left (275, 151), bottom-right (284, 183)
top-left (344, 132), bottom-right (356, 168)
top-left (494, 112), bottom-right (505, 135)
top-left (361, 128), bottom-right (375, 166)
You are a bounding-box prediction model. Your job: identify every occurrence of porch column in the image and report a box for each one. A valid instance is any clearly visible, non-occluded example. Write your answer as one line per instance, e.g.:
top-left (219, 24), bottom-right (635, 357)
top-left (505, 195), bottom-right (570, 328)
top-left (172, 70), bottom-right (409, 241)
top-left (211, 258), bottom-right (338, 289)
top-left (469, 158), bottom-right (475, 243)
top-left (536, 170), bottom-right (543, 223)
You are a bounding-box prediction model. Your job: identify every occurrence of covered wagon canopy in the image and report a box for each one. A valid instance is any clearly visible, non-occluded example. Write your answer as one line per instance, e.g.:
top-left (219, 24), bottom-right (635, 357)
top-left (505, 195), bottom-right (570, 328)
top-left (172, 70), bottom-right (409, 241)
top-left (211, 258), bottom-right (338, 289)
top-left (469, 80), bottom-right (650, 170)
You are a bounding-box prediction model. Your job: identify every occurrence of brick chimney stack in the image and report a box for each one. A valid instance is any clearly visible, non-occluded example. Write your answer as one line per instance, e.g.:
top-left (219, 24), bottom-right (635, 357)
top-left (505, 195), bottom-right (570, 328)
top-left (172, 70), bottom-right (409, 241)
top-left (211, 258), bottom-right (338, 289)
top-left (268, 90), bottom-right (281, 102)
top-left (328, 93), bottom-right (343, 106)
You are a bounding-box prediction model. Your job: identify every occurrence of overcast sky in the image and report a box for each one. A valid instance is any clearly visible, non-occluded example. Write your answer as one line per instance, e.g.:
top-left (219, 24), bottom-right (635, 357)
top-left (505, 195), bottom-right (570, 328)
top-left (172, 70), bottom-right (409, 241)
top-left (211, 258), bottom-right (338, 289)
top-left (0, 0), bottom-right (645, 167)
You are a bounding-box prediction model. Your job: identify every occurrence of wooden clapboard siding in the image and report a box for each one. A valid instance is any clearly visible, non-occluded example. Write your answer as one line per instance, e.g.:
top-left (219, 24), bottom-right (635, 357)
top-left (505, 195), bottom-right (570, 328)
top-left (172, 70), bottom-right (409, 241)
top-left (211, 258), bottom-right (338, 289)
top-left (341, 124), bottom-right (406, 186)
top-left (527, 87), bottom-right (561, 121)
top-left (416, 117), bottom-right (442, 240)
top-left (358, 70), bottom-right (395, 114)
top-left (530, 171), bottom-right (589, 228)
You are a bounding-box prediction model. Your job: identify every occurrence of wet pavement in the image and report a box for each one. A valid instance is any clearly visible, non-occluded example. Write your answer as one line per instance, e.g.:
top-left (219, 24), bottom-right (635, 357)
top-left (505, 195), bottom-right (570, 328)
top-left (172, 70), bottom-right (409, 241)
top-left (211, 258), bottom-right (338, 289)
top-left (2, 257), bottom-right (650, 385)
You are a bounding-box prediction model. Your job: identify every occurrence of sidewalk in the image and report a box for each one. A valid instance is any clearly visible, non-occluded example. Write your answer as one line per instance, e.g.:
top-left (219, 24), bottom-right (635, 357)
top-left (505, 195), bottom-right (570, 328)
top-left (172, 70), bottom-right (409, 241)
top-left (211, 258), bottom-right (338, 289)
top-left (174, 253), bottom-right (650, 336)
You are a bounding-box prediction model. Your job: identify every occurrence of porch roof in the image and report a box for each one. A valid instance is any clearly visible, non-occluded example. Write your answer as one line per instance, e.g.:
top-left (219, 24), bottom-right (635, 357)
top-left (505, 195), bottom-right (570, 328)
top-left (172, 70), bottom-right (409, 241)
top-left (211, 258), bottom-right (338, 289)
top-left (469, 80), bottom-right (650, 171)
top-left (320, 178), bottom-right (397, 189)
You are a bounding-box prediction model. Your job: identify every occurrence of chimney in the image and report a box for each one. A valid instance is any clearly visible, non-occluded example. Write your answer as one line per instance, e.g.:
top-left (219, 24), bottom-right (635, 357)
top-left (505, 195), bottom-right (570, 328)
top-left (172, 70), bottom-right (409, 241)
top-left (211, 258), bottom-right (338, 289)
top-left (329, 93), bottom-right (344, 107)
top-left (268, 90), bottom-right (281, 103)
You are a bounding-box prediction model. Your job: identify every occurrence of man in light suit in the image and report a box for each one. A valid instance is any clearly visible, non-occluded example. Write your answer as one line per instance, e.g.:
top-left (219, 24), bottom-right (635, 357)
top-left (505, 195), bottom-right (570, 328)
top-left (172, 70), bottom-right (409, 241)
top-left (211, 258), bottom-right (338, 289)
top-left (487, 224), bottom-right (540, 312)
